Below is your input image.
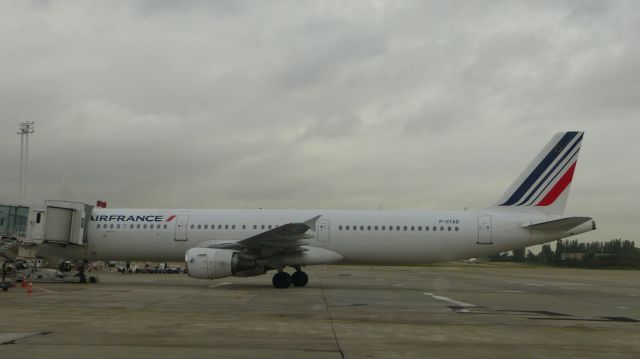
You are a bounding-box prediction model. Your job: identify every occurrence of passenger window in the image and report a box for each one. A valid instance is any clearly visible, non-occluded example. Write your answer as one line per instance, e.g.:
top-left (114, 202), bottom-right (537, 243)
top-left (110, 224), bottom-right (114, 229)
top-left (433, 226), bottom-right (437, 231)
top-left (455, 226), bottom-right (459, 231)
top-left (261, 225), bottom-right (265, 230)
top-left (396, 226), bottom-right (400, 231)
top-left (367, 226), bottom-right (371, 231)
top-left (253, 225), bottom-right (257, 230)
top-left (36, 212), bottom-right (42, 223)
top-left (339, 225), bottom-right (342, 230)
top-left (382, 226), bottom-right (385, 231)
top-left (448, 226), bottom-right (451, 231)
top-left (232, 225), bottom-right (236, 229)
top-left (143, 224), bottom-right (147, 229)
top-left (130, 224), bottom-right (134, 229)
top-left (204, 225), bottom-right (208, 229)
top-left (242, 225), bottom-right (246, 229)
top-left (418, 226), bottom-right (422, 231)
top-left (164, 224), bottom-right (167, 229)
top-left (268, 225), bottom-right (272, 229)
top-left (440, 226), bottom-right (444, 231)
top-left (425, 226), bottom-right (429, 231)
top-left (389, 226), bottom-right (393, 231)
top-left (374, 226), bottom-right (378, 231)
top-left (97, 224), bottom-right (101, 229)
top-left (411, 226), bottom-right (414, 231)
top-left (360, 226), bottom-right (364, 230)
top-left (190, 224), bottom-right (194, 229)
top-left (218, 225), bottom-right (222, 229)
top-left (137, 224), bottom-right (141, 229)
top-left (403, 226), bottom-right (407, 231)
top-left (345, 226), bottom-right (350, 230)
top-left (197, 224), bottom-right (201, 229)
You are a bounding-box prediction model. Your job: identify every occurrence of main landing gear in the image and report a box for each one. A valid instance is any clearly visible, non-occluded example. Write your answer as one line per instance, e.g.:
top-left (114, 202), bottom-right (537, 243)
top-left (272, 266), bottom-right (308, 289)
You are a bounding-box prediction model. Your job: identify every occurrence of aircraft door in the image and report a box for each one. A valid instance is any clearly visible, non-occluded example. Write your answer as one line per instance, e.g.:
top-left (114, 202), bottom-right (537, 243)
top-left (175, 214), bottom-right (189, 241)
top-left (477, 214), bottom-right (493, 244)
top-left (317, 219), bottom-right (330, 242)
top-left (29, 210), bottom-right (45, 241)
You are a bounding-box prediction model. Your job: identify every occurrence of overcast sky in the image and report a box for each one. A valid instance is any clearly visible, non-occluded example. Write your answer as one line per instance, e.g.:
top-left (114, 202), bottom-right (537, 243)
top-left (1, 1), bottom-right (638, 243)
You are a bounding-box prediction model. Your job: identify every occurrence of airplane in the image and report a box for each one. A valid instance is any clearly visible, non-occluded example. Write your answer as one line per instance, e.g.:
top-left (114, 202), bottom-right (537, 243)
top-left (39, 131), bottom-right (595, 288)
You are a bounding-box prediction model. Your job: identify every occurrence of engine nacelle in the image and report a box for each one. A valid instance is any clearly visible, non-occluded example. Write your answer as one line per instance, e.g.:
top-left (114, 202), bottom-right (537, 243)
top-left (185, 248), bottom-right (257, 279)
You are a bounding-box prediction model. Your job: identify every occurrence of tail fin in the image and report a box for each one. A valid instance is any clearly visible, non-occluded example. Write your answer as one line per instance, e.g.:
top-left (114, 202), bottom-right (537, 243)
top-left (492, 131), bottom-right (584, 215)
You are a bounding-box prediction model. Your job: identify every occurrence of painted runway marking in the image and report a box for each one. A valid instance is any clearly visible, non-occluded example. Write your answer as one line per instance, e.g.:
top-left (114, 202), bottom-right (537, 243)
top-left (527, 283), bottom-right (544, 287)
top-left (34, 286), bottom-right (57, 294)
top-left (209, 282), bottom-right (231, 288)
top-left (497, 290), bottom-right (525, 293)
top-left (423, 292), bottom-right (476, 307)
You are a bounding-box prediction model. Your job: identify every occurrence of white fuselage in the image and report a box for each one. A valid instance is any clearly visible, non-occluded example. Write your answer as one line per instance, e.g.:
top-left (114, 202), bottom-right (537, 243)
top-left (44, 208), bottom-right (567, 264)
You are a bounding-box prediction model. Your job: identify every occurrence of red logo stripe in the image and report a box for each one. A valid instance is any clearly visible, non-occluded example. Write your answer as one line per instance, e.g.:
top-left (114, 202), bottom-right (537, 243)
top-left (536, 162), bottom-right (577, 206)
top-left (165, 215), bottom-right (177, 222)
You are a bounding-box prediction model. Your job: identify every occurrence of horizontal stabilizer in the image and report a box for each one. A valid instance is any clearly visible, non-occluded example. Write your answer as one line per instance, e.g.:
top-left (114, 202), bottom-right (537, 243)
top-left (523, 217), bottom-right (593, 232)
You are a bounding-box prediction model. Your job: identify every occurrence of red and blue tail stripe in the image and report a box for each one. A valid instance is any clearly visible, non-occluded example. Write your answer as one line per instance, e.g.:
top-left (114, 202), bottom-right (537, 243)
top-left (498, 131), bottom-right (583, 208)
top-left (516, 132), bottom-right (583, 206)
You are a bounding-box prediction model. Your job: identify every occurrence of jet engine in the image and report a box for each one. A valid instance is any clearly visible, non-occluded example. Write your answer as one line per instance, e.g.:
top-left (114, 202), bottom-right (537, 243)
top-left (185, 248), bottom-right (257, 279)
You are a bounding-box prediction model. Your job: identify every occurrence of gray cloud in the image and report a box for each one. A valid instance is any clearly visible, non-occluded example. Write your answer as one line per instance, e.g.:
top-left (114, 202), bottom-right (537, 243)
top-left (1, 1), bottom-right (638, 243)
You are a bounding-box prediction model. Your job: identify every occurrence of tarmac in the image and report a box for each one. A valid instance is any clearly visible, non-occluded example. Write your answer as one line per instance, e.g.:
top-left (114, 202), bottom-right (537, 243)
top-left (1, 263), bottom-right (639, 358)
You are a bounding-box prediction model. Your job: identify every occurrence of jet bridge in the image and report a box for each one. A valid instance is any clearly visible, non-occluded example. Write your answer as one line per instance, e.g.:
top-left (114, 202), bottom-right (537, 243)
top-left (1, 201), bottom-right (96, 290)
top-left (40, 201), bottom-right (93, 246)
top-left (0, 200), bottom-right (93, 246)
top-left (0, 204), bottom-right (28, 239)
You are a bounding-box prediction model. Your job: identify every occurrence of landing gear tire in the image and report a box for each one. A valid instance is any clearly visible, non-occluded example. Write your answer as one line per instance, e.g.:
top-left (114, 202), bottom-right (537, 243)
top-left (272, 272), bottom-right (292, 289)
top-left (291, 271), bottom-right (308, 287)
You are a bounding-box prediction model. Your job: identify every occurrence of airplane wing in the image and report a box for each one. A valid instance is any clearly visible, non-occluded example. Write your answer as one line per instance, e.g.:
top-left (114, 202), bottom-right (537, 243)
top-left (197, 215), bottom-right (322, 256)
top-left (523, 216), bottom-right (593, 232)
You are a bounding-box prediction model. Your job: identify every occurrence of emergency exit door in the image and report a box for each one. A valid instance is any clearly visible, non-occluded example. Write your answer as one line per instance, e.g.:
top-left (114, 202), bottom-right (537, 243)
top-left (477, 214), bottom-right (493, 245)
top-left (317, 219), bottom-right (330, 242)
top-left (175, 214), bottom-right (189, 241)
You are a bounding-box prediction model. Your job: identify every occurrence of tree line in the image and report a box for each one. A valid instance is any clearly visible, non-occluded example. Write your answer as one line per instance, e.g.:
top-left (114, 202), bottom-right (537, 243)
top-left (489, 239), bottom-right (640, 268)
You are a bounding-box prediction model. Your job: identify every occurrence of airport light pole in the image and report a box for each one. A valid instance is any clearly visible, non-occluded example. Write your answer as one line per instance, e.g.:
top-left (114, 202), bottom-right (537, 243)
top-left (17, 122), bottom-right (35, 205)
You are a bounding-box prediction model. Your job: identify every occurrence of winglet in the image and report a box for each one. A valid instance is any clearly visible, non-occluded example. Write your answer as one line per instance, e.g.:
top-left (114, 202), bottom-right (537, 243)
top-left (303, 215), bottom-right (322, 230)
